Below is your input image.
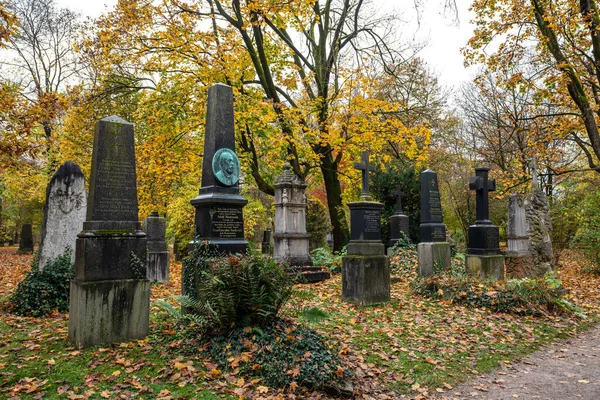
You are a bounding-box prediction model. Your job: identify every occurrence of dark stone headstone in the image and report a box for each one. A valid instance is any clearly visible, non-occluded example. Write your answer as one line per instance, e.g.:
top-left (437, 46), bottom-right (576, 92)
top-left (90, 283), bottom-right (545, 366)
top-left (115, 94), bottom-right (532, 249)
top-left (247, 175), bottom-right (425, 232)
top-left (261, 229), bottom-right (272, 254)
top-left (189, 84), bottom-right (248, 255)
top-left (37, 161), bottom-right (87, 269)
top-left (389, 185), bottom-right (410, 247)
top-left (419, 169), bottom-right (446, 242)
top-left (69, 116), bottom-right (149, 348)
top-left (17, 224), bottom-right (34, 254)
top-left (342, 152), bottom-right (389, 305)
top-left (143, 211), bottom-right (170, 283)
top-left (467, 167), bottom-right (500, 255)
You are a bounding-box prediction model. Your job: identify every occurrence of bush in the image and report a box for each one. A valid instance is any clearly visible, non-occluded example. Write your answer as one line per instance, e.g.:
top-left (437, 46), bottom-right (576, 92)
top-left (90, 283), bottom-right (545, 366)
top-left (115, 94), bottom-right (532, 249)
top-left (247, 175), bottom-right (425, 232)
top-left (9, 248), bottom-right (74, 317)
top-left (204, 320), bottom-right (351, 390)
top-left (412, 268), bottom-right (584, 317)
top-left (310, 246), bottom-right (346, 275)
top-left (172, 242), bottom-right (295, 331)
top-left (306, 197), bottom-right (331, 251)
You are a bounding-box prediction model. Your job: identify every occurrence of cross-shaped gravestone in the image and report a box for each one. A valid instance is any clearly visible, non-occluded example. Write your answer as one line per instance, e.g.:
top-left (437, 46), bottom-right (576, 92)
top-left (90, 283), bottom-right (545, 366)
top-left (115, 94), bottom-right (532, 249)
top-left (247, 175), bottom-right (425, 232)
top-left (469, 167), bottom-right (496, 224)
top-left (393, 185), bottom-right (404, 214)
top-left (354, 151), bottom-right (375, 200)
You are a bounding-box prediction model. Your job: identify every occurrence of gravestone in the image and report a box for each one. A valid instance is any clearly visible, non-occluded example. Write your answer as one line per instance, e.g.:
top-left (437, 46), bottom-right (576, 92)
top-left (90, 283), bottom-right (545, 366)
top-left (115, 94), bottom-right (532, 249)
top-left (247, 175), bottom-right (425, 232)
top-left (69, 116), bottom-right (149, 348)
top-left (465, 167), bottom-right (504, 280)
top-left (342, 152), bottom-right (390, 305)
top-left (274, 163), bottom-right (329, 282)
top-left (189, 84), bottom-right (248, 255)
top-left (388, 185), bottom-right (410, 251)
top-left (37, 161), bottom-right (87, 269)
top-left (273, 162), bottom-right (312, 265)
top-left (17, 224), bottom-right (34, 254)
top-left (505, 194), bottom-right (535, 278)
top-left (261, 229), bottom-right (272, 254)
top-left (417, 170), bottom-right (451, 276)
top-left (143, 211), bottom-right (170, 283)
top-left (524, 160), bottom-right (555, 276)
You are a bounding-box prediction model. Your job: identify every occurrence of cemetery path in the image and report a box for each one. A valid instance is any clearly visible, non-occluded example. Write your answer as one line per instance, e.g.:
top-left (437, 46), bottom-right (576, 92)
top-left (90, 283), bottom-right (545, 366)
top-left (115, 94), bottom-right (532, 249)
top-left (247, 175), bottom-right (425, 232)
top-left (440, 323), bottom-right (600, 400)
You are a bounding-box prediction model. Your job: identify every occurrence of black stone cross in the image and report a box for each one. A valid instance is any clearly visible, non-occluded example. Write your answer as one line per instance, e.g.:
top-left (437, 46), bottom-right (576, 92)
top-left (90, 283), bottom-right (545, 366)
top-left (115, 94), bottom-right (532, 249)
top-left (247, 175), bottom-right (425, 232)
top-left (354, 151), bottom-right (375, 199)
top-left (469, 167), bottom-right (496, 225)
top-left (393, 185), bottom-right (404, 213)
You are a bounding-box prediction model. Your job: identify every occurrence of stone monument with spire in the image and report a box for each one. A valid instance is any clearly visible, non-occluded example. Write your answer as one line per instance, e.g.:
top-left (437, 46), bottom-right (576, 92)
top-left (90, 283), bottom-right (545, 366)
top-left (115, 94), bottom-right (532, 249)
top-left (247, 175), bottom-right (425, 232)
top-left (341, 152), bottom-right (390, 305)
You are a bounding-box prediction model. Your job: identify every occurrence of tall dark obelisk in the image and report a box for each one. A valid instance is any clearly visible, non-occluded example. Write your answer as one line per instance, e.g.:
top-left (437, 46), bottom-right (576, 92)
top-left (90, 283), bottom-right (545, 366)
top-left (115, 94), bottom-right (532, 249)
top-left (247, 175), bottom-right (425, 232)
top-left (189, 84), bottom-right (248, 254)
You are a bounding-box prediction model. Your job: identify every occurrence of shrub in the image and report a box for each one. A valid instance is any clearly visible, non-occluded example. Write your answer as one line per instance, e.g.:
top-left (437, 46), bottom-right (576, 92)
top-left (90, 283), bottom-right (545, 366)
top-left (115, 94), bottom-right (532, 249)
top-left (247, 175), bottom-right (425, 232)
top-left (9, 248), bottom-right (74, 317)
top-left (169, 243), bottom-right (295, 331)
top-left (310, 246), bottom-right (346, 275)
top-left (412, 268), bottom-right (584, 317)
top-left (306, 197), bottom-right (331, 251)
top-left (204, 320), bottom-right (351, 390)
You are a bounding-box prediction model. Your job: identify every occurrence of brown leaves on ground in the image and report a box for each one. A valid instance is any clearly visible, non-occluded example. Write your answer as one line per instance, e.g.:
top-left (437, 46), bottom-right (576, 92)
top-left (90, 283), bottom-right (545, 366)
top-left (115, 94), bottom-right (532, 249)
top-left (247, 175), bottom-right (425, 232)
top-left (0, 247), bottom-right (599, 399)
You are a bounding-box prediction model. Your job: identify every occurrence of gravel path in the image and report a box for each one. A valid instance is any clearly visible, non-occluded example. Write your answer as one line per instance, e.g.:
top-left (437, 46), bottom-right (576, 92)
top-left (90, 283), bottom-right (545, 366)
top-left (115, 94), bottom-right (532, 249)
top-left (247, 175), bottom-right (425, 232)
top-left (440, 324), bottom-right (600, 400)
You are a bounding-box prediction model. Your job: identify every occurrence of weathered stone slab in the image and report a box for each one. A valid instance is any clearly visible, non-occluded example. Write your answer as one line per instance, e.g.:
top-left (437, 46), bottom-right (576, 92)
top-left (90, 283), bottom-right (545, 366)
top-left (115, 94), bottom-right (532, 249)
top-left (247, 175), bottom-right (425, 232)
top-left (417, 242), bottom-right (451, 276)
top-left (37, 161), bottom-right (86, 269)
top-left (342, 255), bottom-right (390, 305)
top-left (68, 279), bottom-right (150, 348)
top-left (465, 254), bottom-right (505, 281)
top-left (508, 194), bottom-right (530, 254)
top-left (143, 212), bottom-right (169, 283)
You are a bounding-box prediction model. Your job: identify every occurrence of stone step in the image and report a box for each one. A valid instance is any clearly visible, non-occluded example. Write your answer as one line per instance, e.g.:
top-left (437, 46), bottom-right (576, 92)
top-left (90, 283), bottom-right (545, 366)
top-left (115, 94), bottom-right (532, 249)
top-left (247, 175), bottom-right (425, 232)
top-left (286, 266), bottom-right (331, 283)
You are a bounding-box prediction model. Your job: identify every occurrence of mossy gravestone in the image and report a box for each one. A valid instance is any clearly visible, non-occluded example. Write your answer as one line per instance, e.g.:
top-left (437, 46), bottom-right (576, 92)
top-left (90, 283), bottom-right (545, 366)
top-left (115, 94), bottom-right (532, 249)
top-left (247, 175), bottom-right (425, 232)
top-left (69, 116), bottom-right (149, 348)
top-left (37, 161), bottom-right (87, 269)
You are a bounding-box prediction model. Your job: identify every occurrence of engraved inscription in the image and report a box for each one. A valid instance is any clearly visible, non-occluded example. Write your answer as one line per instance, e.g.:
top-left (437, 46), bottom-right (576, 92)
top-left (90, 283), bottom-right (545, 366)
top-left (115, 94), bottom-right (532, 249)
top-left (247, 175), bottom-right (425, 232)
top-left (93, 159), bottom-right (137, 215)
top-left (432, 227), bottom-right (446, 241)
top-left (212, 208), bottom-right (244, 238)
top-left (364, 210), bottom-right (381, 233)
top-left (485, 230), bottom-right (499, 249)
top-left (428, 190), bottom-right (443, 222)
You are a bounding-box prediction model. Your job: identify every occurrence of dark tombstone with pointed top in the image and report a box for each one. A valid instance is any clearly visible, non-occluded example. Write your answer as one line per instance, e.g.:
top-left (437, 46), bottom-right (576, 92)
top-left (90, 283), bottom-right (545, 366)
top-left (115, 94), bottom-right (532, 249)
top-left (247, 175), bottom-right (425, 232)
top-left (388, 185), bottom-right (410, 249)
top-left (342, 152), bottom-right (389, 305)
top-left (144, 211), bottom-right (170, 283)
top-left (17, 224), bottom-right (34, 254)
top-left (69, 116), bottom-right (149, 348)
top-left (417, 169), bottom-right (451, 276)
top-left (189, 84), bottom-right (248, 255)
top-left (465, 167), bottom-right (504, 280)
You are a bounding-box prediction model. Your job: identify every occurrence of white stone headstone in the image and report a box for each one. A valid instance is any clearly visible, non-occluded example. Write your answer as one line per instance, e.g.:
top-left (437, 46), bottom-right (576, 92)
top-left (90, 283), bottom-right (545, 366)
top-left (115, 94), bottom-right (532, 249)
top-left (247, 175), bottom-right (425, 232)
top-left (37, 161), bottom-right (87, 269)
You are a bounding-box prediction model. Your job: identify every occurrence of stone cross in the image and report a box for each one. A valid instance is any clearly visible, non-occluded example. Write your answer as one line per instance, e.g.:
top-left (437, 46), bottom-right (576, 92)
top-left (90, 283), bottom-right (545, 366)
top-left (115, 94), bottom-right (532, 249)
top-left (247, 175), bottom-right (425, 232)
top-left (354, 151), bottom-right (375, 199)
top-left (393, 185), bottom-right (404, 214)
top-left (469, 167), bottom-right (496, 224)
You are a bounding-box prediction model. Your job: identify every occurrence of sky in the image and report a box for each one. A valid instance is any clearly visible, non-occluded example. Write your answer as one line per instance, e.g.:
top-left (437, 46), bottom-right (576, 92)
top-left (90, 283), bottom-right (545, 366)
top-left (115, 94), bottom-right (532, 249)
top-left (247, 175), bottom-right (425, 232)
top-left (56, 0), bottom-right (476, 90)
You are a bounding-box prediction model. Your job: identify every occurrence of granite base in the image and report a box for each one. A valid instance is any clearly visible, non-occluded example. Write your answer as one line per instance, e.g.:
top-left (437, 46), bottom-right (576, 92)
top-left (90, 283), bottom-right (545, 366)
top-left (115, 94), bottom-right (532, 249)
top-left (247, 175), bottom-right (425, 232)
top-left (417, 242), bottom-right (451, 276)
top-left (465, 254), bottom-right (505, 281)
top-left (68, 279), bottom-right (150, 348)
top-left (342, 255), bottom-right (390, 305)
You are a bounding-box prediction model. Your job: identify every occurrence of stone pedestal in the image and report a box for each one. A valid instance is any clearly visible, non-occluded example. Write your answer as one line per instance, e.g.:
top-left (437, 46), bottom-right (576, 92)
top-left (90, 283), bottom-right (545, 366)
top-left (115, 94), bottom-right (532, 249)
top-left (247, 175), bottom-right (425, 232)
top-left (465, 254), bottom-right (505, 281)
top-left (467, 224), bottom-right (501, 255)
top-left (69, 279), bottom-right (149, 348)
top-left (342, 255), bottom-right (390, 305)
top-left (342, 200), bottom-right (390, 305)
top-left (417, 242), bottom-right (451, 276)
top-left (389, 214), bottom-right (410, 247)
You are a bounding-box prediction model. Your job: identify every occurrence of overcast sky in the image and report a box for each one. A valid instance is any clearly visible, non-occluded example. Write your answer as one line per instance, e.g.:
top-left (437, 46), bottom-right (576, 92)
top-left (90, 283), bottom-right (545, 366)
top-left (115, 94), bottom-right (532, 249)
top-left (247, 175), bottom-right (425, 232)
top-left (56, 0), bottom-right (475, 90)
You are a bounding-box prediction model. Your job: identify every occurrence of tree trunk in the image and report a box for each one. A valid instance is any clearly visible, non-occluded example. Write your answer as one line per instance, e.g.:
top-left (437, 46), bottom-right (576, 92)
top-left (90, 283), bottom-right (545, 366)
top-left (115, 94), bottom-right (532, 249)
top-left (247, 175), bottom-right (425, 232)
top-left (320, 153), bottom-right (349, 251)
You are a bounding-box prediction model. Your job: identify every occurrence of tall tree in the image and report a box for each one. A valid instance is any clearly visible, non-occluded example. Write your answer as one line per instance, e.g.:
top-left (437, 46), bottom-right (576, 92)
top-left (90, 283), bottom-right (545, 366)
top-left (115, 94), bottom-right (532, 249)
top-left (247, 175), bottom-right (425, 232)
top-left (2, 0), bottom-right (79, 140)
top-left (466, 0), bottom-right (600, 175)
